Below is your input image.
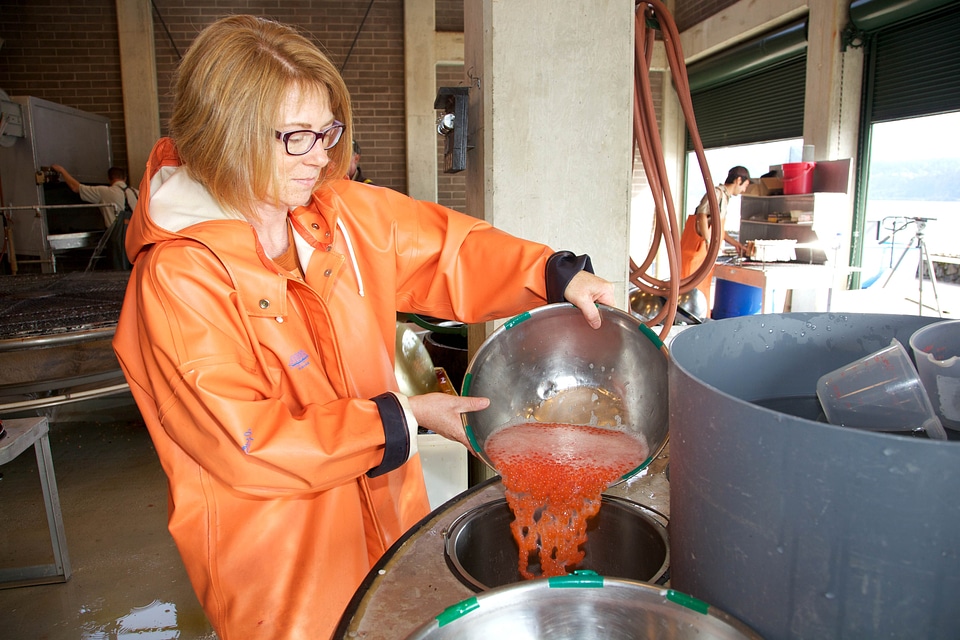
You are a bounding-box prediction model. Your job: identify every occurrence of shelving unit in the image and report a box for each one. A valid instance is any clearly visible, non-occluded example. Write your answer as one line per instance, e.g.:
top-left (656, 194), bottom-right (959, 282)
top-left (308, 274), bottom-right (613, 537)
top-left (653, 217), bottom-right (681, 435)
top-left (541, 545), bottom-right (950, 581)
top-left (739, 158), bottom-right (852, 266)
top-left (717, 159), bottom-right (853, 314)
top-left (739, 192), bottom-right (846, 264)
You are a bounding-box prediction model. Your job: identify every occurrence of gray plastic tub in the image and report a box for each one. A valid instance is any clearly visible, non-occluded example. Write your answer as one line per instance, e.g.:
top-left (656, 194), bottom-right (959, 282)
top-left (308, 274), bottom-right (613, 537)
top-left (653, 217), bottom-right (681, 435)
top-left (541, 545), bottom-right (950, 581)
top-left (669, 313), bottom-right (959, 639)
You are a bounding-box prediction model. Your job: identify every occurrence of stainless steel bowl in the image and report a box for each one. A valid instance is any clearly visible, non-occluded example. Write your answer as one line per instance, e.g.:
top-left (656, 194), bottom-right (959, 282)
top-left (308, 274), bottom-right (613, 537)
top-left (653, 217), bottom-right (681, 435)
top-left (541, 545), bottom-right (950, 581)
top-left (394, 322), bottom-right (440, 397)
top-left (629, 287), bottom-right (707, 325)
top-left (461, 303), bottom-right (669, 482)
top-left (629, 288), bottom-right (663, 323)
top-left (677, 288), bottom-right (708, 324)
top-left (404, 575), bottom-right (762, 640)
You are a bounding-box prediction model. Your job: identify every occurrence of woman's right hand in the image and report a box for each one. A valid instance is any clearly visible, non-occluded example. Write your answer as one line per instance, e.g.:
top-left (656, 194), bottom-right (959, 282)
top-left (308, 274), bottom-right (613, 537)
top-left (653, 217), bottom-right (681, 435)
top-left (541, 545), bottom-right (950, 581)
top-left (407, 393), bottom-right (490, 449)
top-left (563, 270), bottom-right (616, 329)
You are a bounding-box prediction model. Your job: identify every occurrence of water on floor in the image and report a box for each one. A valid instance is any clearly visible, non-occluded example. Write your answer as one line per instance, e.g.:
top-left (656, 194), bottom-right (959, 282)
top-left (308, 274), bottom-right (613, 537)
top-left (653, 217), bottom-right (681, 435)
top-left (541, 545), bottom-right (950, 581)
top-left (0, 396), bottom-right (217, 639)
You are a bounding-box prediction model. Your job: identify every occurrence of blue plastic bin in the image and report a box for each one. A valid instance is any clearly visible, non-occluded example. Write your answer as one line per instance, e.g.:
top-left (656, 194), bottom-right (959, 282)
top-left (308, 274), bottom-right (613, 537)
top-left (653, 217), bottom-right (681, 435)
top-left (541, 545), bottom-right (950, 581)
top-left (712, 279), bottom-right (762, 319)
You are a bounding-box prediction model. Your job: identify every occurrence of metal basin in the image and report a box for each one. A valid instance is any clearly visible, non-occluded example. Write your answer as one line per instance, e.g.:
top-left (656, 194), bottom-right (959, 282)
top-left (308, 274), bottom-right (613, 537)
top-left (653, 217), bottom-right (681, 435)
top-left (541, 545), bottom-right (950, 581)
top-left (424, 330), bottom-right (468, 391)
top-left (394, 322), bottom-right (440, 397)
top-left (0, 327), bottom-right (121, 395)
top-left (461, 303), bottom-right (669, 482)
top-left (443, 495), bottom-right (668, 591)
top-left (0, 272), bottom-right (128, 404)
top-left (404, 575), bottom-right (761, 640)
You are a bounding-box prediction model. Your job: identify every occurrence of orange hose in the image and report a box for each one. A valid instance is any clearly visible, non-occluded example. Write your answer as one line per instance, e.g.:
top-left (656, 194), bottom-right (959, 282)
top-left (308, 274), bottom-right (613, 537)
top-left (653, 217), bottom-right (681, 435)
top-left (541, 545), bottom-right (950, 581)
top-left (630, 0), bottom-right (723, 338)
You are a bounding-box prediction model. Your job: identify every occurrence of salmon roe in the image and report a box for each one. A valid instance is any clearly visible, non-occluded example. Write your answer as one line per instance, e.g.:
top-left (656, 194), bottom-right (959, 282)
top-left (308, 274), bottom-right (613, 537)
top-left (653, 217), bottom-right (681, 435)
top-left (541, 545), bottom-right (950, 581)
top-left (485, 422), bottom-right (649, 579)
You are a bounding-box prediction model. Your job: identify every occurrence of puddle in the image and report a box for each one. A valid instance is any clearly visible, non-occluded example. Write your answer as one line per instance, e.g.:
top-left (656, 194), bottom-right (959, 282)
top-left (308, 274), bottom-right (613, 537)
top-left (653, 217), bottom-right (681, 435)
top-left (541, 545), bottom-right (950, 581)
top-left (80, 599), bottom-right (215, 639)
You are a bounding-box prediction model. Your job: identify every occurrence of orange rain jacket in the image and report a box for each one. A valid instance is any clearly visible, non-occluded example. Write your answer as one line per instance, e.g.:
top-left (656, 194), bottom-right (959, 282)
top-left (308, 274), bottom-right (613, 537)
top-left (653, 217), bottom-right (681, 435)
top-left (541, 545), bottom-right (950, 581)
top-left (113, 138), bottom-right (582, 639)
top-left (679, 185), bottom-right (730, 308)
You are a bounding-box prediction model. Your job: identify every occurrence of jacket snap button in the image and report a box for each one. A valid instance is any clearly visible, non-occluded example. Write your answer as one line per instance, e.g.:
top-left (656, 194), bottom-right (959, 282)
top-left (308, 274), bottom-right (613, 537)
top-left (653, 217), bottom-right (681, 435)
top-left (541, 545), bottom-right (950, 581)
top-left (259, 299), bottom-right (270, 309)
top-left (325, 245), bottom-right (333, 252)
top-left (325, 231), bottom-right (330, 237)
top-left (324, 269), bottom-right (333, 277)
top-left (311, 223), bottom-right (319, 229)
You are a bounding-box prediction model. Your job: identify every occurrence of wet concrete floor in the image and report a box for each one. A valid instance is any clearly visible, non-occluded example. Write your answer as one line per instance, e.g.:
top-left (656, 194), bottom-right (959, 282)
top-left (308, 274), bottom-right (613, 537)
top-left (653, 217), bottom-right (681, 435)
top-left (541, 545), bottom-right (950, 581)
top-left (0, 396), bottom-right (217, 639)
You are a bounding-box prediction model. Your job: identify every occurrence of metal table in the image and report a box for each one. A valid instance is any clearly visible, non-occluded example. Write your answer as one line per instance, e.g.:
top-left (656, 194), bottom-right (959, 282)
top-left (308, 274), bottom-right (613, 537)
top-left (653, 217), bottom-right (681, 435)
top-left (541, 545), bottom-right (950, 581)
top-left (0, 416), bottom-right (71, 588)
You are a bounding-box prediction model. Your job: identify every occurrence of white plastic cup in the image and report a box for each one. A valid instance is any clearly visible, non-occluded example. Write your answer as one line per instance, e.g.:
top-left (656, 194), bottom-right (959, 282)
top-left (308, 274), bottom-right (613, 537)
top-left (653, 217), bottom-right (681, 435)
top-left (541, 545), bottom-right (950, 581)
top-left (816, 338), bottom-right (947, 440)
top-left (909, 320), bottom-right (960, 431)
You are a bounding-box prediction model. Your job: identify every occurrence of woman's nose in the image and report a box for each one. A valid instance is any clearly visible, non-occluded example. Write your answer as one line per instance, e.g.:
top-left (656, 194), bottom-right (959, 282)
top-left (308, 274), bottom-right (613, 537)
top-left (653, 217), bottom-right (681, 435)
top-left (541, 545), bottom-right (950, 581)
top-left (303, 143), bottom-right (330, 166)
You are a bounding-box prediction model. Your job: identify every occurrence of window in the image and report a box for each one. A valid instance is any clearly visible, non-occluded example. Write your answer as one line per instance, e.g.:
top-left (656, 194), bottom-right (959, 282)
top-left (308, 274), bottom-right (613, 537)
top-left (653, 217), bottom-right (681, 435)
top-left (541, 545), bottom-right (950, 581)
top-left (850, 1), bottom-right (960, 288)
top-left (859, 111), bottom-right (960, 288)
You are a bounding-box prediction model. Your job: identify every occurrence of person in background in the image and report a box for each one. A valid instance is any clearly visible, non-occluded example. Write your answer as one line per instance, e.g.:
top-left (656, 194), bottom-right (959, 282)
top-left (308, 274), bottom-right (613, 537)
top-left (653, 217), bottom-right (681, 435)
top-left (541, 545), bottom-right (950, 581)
top-left (680, 165), bottom-right (750, 314)
top-left (50, 164), bottom-right (138, 269)
top-left (348, 138), bottom-right (372, 183)
top-left (111, 15), bottom-right (615, 640)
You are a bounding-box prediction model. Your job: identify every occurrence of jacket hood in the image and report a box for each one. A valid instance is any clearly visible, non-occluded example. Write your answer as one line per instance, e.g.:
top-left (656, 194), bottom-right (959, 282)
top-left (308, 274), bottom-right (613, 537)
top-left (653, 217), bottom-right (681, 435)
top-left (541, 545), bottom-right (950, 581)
top-left (127, 137), bottom-right (367, 297)
top-left (150, 166), bottom-right (246, 231)
top-left (125, 138), bottom-right (251, 263)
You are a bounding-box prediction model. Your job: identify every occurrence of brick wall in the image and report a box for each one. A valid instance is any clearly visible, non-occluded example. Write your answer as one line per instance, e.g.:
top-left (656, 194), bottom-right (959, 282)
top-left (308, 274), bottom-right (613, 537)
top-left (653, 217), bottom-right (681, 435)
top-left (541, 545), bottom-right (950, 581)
top-left (632, 71), bottom-right (663, 204)
top-left (0, 0), bottom-right (128, 171)
top-left (151, 0), bottom-right (409, 192)
top-left (436, 0), bottom-right (465, 33)
top-left (1, 0), bottom-right (412, 192)
top-left (436, 64), bottom-right (466, 213)
top-left (435, 1), bottom-right (467, 213)
top-left (1, 1), bottom-right (693, 205)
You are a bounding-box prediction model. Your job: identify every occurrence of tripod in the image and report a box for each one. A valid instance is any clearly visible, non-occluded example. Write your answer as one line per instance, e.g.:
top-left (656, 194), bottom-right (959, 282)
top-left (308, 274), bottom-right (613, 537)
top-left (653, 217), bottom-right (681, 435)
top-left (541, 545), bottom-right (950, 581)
top-left (881, 217), bottom-right (942, 317)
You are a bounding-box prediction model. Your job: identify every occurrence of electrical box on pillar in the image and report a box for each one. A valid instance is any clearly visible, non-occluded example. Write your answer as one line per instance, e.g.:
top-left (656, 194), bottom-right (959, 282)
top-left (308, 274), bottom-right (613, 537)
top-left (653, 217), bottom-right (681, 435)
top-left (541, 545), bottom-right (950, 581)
top-left (434, 86), bottom-right (469, 173)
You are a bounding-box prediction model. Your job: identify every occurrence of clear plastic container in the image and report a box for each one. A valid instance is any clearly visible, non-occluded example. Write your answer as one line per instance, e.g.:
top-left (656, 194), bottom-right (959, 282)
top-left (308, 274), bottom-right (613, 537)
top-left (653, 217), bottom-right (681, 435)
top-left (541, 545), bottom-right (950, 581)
top-left (816, 338), bottom-right (947, 439)
top-left (909, 319), bottom-right (960, 431)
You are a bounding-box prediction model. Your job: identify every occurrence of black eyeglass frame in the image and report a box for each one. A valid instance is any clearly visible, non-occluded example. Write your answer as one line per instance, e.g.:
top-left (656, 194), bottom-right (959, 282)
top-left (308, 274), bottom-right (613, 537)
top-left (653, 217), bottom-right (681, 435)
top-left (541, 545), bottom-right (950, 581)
top-left (274, 120), bottom-right (346, 156)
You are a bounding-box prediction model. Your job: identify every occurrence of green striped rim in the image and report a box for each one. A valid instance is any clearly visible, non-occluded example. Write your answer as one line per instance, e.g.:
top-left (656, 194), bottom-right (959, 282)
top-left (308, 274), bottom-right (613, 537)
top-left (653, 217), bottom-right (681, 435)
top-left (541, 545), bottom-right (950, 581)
top-left (665, 589), bottom-right (710, 615)
top-left (435, 596), bottom-right (480, 627)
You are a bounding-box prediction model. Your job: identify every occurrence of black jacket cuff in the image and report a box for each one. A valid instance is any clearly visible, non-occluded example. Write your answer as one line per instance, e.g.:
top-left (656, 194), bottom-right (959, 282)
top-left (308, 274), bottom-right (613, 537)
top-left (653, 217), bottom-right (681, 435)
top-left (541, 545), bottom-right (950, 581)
top-left (545, 251), bottom-right (595, 303)
top-left (367, 392), bottom-right (411, 478)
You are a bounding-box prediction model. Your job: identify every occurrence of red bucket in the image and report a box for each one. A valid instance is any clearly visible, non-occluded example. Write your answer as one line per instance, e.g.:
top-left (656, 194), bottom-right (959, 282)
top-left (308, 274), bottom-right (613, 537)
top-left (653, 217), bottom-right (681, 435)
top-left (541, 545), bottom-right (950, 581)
top-left (782, 161), bottom-right (815, 194)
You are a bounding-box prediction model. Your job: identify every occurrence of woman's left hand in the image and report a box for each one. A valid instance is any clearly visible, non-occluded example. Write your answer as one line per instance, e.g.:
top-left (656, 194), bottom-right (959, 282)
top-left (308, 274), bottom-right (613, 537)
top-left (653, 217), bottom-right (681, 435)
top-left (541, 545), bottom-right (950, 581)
top-left (563, 270), bottom-right (617, 329)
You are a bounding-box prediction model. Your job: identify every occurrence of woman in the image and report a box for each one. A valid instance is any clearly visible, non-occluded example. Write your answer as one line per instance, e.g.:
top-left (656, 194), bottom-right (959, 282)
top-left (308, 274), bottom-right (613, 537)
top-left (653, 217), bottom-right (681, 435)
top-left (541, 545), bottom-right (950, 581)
top-left (112, 15), bottom-right (614, 640)
top-left (679, 165), bottom-right (749, 312)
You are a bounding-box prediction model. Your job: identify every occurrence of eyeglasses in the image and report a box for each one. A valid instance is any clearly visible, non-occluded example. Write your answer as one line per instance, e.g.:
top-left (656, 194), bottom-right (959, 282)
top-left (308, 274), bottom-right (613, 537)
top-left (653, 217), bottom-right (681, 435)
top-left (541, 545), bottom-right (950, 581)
top-left (274, 121), bottom-right (345, 156)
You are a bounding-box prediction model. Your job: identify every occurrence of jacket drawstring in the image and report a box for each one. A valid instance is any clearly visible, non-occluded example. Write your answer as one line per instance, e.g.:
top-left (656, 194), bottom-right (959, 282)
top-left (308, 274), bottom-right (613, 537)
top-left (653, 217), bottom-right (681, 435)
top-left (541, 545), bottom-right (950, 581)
top-left (336, 218), bottom-right (365, 298)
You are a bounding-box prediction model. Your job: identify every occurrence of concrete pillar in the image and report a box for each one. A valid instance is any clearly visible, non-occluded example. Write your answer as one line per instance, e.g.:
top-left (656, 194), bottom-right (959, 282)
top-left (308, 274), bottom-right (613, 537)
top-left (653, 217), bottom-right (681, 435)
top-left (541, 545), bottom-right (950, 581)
top-left (115, 0), bottom-right (160, 187)
top-left (463, 0), bottom-right (635, 313)
top-left (404, 1), bottom-right (440, 202)
top-left (803, 0), bottom-right (864, 287)
top-left (403, 2), bottom-right (465, 201)
top-left (803, 0), bottom-right (863, 164)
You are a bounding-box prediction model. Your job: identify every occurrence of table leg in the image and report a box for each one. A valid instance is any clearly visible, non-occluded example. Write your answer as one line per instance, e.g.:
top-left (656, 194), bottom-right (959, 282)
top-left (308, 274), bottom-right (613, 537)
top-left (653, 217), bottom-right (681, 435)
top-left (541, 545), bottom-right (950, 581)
top-left (35, 434), bottom-right (72, 581)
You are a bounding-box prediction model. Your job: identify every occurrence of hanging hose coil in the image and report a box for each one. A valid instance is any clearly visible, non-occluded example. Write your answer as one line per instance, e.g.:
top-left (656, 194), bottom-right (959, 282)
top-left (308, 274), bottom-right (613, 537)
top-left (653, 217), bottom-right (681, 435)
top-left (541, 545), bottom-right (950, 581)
top-left (630, 0), bottom-right (724, 338)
